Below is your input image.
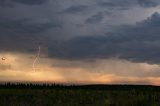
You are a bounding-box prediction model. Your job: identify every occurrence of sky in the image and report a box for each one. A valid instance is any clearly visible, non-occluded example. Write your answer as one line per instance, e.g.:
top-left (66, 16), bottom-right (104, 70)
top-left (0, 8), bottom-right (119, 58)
top-left (1, 0), bottom-right (160, 85)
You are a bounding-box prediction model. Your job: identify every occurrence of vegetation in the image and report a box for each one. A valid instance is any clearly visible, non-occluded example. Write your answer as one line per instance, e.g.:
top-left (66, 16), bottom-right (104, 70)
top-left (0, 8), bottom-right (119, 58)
top-left (0, 83), bottom-right (159, 106)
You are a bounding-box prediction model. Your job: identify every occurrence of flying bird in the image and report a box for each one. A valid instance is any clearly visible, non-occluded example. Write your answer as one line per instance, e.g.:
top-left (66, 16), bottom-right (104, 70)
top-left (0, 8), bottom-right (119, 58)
top-left (1, 58), bottom-right (5, 61)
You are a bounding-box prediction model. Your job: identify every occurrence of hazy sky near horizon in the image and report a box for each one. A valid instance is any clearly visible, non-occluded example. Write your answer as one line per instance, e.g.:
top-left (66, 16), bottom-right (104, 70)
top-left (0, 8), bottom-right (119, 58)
top-left (1, 0), bottom-right (160, 85)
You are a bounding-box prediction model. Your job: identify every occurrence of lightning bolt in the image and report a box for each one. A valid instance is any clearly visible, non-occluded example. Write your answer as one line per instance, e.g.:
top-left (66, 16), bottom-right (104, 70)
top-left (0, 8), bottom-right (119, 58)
top-left (33, 46), bottom-right (41, 71)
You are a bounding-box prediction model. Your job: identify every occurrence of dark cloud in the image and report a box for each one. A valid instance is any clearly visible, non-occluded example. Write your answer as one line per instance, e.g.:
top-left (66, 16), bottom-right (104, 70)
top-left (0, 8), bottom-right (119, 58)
top-left (0, 0), bottom-right (48, 7)
top-left (98, 0), bottom-right (159, 9)
top-left (137, 0), bottom-right (158, 8)
top-left (0, 17), bottom-right (57, 53)
top-left (12, 0), bottom-right (47, 5)
top-left (0, 0), bottom-right (13, 7)
top-left (61, 5), bottom-right (88, 14)
top-left (0, 30), bottom-right (44, 53)
top-left (48, 12), bottom-right (160, 64)
top-left (0, 18), bottom-right (61, 33)
top-left (0, 0), bottom-right (61, 54)
top-left (85, 12), bottom-right (104, 24)
top-left (0, 0), bottom-right (160, 62)
top-left (0, 0), bottom-right (5, 6)
top-left (98, 0), bottom-right (136, 9)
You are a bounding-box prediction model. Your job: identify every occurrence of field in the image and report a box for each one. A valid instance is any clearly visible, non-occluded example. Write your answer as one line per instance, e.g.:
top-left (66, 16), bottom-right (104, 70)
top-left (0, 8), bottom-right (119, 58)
top-left (0, 84), bottom-right (160, 106)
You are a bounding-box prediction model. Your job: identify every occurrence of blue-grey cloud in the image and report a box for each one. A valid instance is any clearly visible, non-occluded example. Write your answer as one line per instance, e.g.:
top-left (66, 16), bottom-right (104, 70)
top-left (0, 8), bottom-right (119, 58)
top-left (12, 0), bottom-right (47, 5)
top-left (85, 12), bottom-right (104, 24)
top-left (0, 0), bottom-right (5, 6)
top-left (138, 0), bottom-right (158, 8)
top-left (0, 0), bottom-right (160, 60)
top-left (0, 18), bottom-right (61, 33)
top-left (0, 0), bottom-right (48, 7)
top-left (98, 0), bottom-right (159, 8)
top-left (98, 0), bottom-right (136, 9)
top-left (0, 17), bottom-right (60, 53)
top-left (48, 12), bottom-right (160, 64)
top-left (60, 5), bottom-right (88, 14)
top-left (0, 0), bottom-right (13, 7)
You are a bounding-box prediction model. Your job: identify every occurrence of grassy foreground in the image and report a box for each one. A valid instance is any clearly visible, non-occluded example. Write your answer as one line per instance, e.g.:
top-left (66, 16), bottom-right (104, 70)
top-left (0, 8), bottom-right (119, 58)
top-left (0, 84), bottom-right (160, 106)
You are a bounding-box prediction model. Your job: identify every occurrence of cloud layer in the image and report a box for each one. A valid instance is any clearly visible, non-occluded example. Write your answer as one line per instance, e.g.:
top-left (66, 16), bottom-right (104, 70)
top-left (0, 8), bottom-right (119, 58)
top-left (1, 0), bottom-right (160, 84)
top-left (49, 12), bottom-right (160, 64)
top-left (12, 0), bottom-right (47, 5)
top-left (0, 0), bottom-right (160, 63)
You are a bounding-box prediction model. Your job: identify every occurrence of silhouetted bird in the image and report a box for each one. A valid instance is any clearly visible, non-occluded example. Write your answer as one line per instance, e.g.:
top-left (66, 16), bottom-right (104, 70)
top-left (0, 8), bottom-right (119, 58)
top-left (2, 58), bottom-right (5, 61)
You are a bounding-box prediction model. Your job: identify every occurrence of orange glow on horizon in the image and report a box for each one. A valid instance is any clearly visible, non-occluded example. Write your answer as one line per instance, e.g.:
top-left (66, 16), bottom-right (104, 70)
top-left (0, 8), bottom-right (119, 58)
top-left (0, 52), bottom-right (160, 85)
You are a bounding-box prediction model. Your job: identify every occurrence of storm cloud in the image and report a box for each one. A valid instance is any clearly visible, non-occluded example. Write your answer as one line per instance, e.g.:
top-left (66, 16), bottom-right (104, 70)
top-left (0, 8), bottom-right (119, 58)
top-left (0, 0), bottom-right (48, 6)
top-left (0, 0), bottom-right (48, 7)
top-left (85, 12), bottom-right (104, 24)
top-left (61, 5), bottom-right (88, 14)
top-left (0, 0), bottom-right (160, 63)
top-left (12, 0), bottom-right (47, 5)
top-left (138, 0), bottom-right (159, 8)
top-left (0, 18), bottom-right (61, 33)
top-left (98, 0), bottom-right (160, 8)
top-left (1, 0), bottom-right (160, 84)
top-left (49, 12), bottom-right (160, 64)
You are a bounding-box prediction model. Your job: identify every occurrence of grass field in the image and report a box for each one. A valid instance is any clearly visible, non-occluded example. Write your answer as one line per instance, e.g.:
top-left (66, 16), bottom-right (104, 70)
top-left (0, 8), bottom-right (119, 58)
top-left (0, 84), bottom-right (159, 106)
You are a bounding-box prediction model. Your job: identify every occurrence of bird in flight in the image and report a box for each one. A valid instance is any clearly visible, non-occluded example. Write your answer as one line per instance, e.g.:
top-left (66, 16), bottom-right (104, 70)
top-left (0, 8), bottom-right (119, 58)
top-left (1, 58), bottom-right (5, 61)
